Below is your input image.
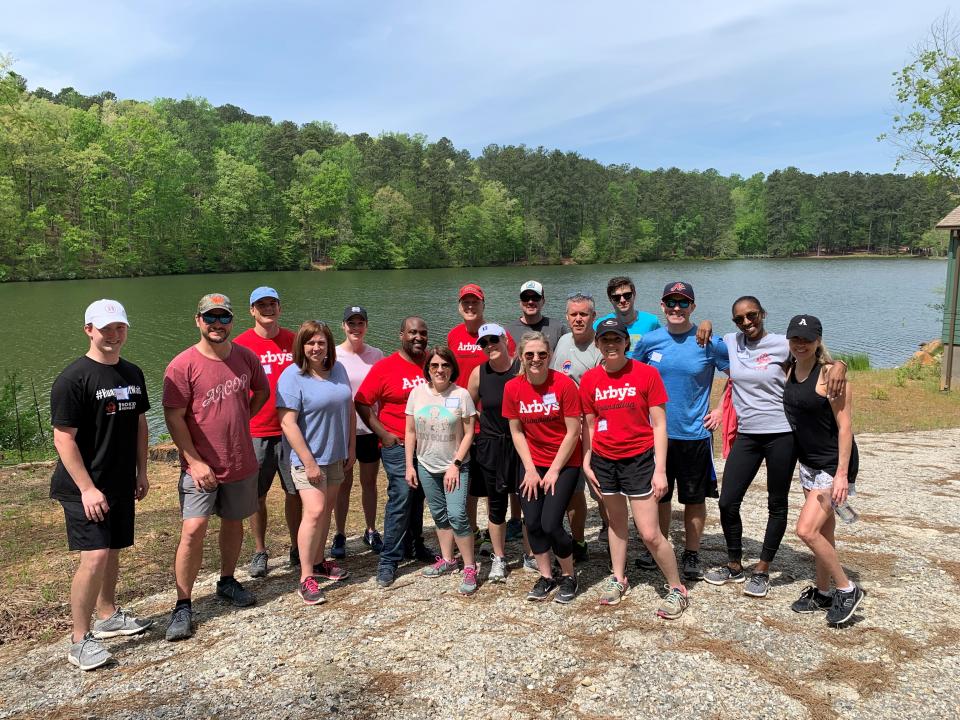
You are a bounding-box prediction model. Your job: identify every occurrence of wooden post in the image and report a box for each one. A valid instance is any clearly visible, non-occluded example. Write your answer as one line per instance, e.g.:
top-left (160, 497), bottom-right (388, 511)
top-left (943, 229), bottom-right (960, 391)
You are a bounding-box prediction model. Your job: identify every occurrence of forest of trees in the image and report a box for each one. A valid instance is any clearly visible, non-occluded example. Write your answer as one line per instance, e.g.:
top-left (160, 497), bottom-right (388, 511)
top-left (0, 66), bottom-right (955, 282)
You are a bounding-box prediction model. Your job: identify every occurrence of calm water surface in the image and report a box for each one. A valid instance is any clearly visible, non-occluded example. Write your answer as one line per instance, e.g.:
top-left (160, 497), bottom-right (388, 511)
top-left (2, 258), bottom-right (946, 439)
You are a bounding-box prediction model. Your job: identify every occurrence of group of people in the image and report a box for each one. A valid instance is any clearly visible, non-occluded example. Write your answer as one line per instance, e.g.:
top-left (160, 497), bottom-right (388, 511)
top-left (50, 276), bottom-right (864, 672)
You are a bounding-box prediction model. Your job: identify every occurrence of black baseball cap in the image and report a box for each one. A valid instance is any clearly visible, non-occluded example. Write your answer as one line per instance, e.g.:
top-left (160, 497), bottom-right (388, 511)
top-left (343, 305), bottom-right (368, 322)
top-left (662, 281), bottom-right (694, 302)
top-left (595, 317), bottom-right (629, 339)
top-left (786, 315), bottom-right (822, 341)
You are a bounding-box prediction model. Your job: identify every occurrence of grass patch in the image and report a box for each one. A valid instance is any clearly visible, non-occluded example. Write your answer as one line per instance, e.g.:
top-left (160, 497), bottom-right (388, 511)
top-left (837, 353), bottom-right (871, 371)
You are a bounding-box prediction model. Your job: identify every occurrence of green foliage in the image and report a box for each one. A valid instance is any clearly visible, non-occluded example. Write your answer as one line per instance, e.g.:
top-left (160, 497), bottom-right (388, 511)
top-left (837, 353), bottom-right (871, 371)
top-left (0, 63), bottom-right (956, 280)
top-left (0, 373), bottom-right (47, 460)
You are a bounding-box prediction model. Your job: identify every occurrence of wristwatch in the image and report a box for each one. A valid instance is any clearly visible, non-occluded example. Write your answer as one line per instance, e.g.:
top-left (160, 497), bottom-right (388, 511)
top-left (453, 458), bottom-right (463, 468)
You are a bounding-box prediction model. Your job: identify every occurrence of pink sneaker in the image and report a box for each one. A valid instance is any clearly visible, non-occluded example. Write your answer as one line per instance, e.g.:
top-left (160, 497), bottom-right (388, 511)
top-left (459, 564), bottom-right (479, 595)
top-left (313, 559), bottom-right (349, 581)
top-left (422, 557), bottom-right (459, 577)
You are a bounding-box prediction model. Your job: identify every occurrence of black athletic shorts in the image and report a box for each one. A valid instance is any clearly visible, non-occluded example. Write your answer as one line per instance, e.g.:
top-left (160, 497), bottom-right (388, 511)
top-left (61, 494), bottom-right (135, 551)
top-left (356, 433), bottom-right (381, 465)
top-left (473, 433), bottom-right (519, 495)
top-left (662, 437), bottom-right (714, 505)
top-left (590, 448), bottom-right (655, 498)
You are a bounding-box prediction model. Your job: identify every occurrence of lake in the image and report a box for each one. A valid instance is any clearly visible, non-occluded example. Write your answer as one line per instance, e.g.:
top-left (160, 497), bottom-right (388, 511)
top-left (1, 258), bottom-right (947, 440)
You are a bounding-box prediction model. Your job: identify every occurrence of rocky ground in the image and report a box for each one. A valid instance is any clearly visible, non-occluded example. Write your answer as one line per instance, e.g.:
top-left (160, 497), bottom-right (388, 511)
top-left (1, 428), bottom-right (959, 720)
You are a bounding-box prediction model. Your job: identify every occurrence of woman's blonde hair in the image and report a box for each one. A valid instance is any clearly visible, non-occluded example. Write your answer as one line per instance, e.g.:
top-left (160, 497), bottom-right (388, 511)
top-left (517, 331), bottom-right (551, 376)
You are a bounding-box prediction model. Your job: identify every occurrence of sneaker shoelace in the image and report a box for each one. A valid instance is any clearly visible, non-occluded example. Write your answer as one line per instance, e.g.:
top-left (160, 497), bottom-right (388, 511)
top-left (430, 556), bottom-right (449, 571)
top-left (463, 565), bottom-right (478, 583)
top-left (302, 576), bottom-right (321, 595)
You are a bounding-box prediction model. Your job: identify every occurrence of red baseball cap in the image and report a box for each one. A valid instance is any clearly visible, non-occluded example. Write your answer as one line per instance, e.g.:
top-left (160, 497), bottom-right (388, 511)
top-left (458, 283), bottom-right (485, 301)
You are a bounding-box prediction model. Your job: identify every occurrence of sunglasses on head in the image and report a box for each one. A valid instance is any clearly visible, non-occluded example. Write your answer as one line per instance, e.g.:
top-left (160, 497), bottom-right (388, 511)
top-left (610, 291), bottom-right (633, 303)
top-left (200, 312), bottom-right (233, 325)
top-left (732, 311), bottom-right (761, 325)
top-left (523, 351), bottom-right (549, 360)
top-left (477, 335), bottom-right (502, 349)
top-left (663, 298), bottom-right (691, 309)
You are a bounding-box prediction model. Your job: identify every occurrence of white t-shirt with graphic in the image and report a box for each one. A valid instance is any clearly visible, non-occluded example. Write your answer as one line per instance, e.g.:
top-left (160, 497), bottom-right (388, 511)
top-left (405, 384), bottom-right (476, 473)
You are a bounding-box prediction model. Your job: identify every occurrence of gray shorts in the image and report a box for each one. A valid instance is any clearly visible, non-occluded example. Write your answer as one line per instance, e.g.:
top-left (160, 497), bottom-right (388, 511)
top-left (291, 460), bottom-right (345, 492)
top-left (179, 472), bottom-right (258, 521)
top-left (253, 436), bottom-right (295, 497)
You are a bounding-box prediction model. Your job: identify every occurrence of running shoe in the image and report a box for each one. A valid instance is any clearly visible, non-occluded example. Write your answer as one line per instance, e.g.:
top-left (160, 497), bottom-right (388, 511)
top-left (680, 550), bottom-right (704, 581)
top-left (743, 572), bottom-right (770, 598)
top-left (554, 574), bottom-right (578, 604)
top-left (488, 555), bottom-right (509, 583)
top-left (248, 550), bottom-right (269, 578)
top-left (459, 564), bottom-right (479, 596)
top-left (363, 529), bottom-right (384, 553)
top-left (413, 539), bottom-right (437, 563)
top-left (791, 585), bottom-right (833, 614)
top-left (165, 606), bottom-right (194, 642)
top-left (475, 528), bottom-right (493, 557)
top-left (657, 586), bottom-right (689, 619)
top-left (826, 585), bottom-right (865, 625)
top-left (703, 565), bottom-right (746, 585)
top-left (572, 540), bottom-right (589, 564)
top-left (68, 632), bottom-right (111, 671)
top-left (92, 607), bottom-right (152, 639)
top-left (422, 557), bottom-right (459, 577)
top-left (216, 577), bottom-right (256, 607)
top-left (522, 554), bottom-right (539, 573)
top-left (313, 560), bottom-right (349, 581)
top-left (598, 576), bottom-right (631, 606)
top-left (376, 565), bottom-right (396, 588)
top-left (298, 576), bottom-right (326, 605)
top-left (634, 549), bottom-right (658, 571)
top-left (526, 576), bottom-right (558, 602)
top-left (330, 533), bottom-right (347, 559)
top-left (505, 518), bottom-right (524, 541)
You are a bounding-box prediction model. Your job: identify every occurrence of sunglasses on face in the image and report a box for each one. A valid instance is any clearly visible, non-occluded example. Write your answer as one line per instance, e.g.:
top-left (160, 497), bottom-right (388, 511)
top-left (610, 292), bottom-right (633, 303)
top-left (732, 311), bottom-right (761, 325)
top-left (429, 362), bottom-right (451, 370)
top-left (477, 335), bottom-right (502, 349)
top-left (523, 351), bottom-right (549, 360)
top-left (200, 312), bottom-right (233, 325)
top-left (664, 298), bottom-right (692, 309)
top-left (520, 293), bottom-right (542, 303)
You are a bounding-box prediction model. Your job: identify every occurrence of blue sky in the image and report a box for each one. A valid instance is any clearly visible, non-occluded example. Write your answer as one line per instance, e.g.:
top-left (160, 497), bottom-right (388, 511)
top-left (1, 1), bottom-right (953, 175)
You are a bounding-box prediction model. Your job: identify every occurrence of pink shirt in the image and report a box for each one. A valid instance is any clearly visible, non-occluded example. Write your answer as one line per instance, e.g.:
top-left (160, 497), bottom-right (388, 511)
top-left (337, 343), bottom-right (384, 435)
top-left (162, 345), bottom-right (269, 483)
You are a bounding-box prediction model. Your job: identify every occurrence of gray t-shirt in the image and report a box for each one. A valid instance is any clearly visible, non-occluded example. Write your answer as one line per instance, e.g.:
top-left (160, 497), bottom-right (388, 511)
top-left (505, 316), bottom-right (568, 351)
top-left (550, 333), bottom-right (602, 385)
top-left (405, 384), bottom-right (477, 474)
top-left (722, 331), bottom-right (791, 434)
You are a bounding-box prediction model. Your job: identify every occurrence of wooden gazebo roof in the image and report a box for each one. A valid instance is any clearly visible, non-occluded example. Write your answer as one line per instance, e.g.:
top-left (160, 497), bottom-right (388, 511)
top-left (936, 204), bottom-right (960, 229)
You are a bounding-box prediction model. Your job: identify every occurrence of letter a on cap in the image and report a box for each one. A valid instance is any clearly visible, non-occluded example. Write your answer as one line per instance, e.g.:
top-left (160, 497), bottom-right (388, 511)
top-left (799, 318), bottom-right (807, 325)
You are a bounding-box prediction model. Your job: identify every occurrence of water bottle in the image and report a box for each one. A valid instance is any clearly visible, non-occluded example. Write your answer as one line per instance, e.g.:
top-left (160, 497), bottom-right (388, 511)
top-left (833, 500), bottom-right (859, 524)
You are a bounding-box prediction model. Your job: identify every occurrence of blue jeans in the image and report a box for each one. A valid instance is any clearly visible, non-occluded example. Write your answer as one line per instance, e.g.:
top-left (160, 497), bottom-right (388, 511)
top-left (418, 464), bottom-right (471, 537)
top-left (379, 443), bottom-right (425, 569)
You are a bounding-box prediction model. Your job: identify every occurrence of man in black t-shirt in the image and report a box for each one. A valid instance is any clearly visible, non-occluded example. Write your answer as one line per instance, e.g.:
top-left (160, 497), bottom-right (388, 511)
top-left (51, 299), bottom-right (151, 671)
top-left (504, 280), bottom-right (569, 351)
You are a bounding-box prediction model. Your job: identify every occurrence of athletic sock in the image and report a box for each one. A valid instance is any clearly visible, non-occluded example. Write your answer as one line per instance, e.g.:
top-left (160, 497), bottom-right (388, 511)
top-left (219, 575), bottom-right (234, 583)
top-left (837, 583), bottom-right (856, 593)
top-left (174, 598), bottom-right (192, 611)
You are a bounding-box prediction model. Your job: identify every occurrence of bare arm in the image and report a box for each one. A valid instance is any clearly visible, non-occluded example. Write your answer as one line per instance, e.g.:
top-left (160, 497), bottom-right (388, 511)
top-left (344, 398), bottom-right (357, 473)
top-left (827, 368), bottom-right (854, 506)
top-left (649, 405), bottom-right (669, 499)
top-left (467, 366), bottom-right (481, 406)
top-left (53, 425), bottom-right (109, 521)
top-left (279, 407), bottom-right (323, 485)
top-left (135, 413), bottom-right (149, 501)
top-left (445, 414), bottom-right (476, 492)
top-left (404, 415), bottom-right (418, 487)
top-left (581, 413), bottom-right (601, 495)
top-left (357, 402), bottom-right (399, 447)
top-left (249, 388), bottom-right (269, 418)
top-left (164, 406), bottom-right (216, 490)
top-left (510, 418), bottom-right (542, 501)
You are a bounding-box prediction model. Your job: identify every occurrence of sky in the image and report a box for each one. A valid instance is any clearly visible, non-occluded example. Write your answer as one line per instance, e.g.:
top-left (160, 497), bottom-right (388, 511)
top-left (1, 0), bottom-right (953, 176)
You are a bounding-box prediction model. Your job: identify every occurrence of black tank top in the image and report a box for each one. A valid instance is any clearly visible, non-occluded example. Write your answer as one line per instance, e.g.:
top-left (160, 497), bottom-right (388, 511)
top-left (478, 358), bottom-right (520, 436)
top-left (782, 363), bottom-right (858, 479)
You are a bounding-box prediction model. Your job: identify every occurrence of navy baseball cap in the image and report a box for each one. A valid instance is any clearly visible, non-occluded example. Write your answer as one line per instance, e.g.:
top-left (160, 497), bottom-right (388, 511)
top-left (662, 281), bottom-right (694, 302)
top-left (595, 317), bottom-right (629, 339)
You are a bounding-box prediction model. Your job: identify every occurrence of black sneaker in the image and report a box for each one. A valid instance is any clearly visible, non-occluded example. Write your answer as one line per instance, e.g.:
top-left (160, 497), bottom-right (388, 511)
top-left (413, 539), bottom-right (437, 563)
top-left (634, 549), bottom-right (658, 571)
top-left (216, 577), bottom-right (256, 607)
top-left (554, 574), bottom-right (578, 604)
top-left (826, 585), bottom-right (865, 625)
top-left (791, 585), bottom-right (833, 613)
top-left (572, 540), bottom-right (589, 564)
top-left (526, 576), bottom-right (558, 602)
top-left (680, 550), bottom-right (704, 581)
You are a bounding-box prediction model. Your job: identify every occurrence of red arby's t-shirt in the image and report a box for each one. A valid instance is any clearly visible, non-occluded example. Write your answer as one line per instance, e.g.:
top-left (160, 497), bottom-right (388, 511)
top-left (447, 323), bottom-right (516, 389)
top-left (162, 345), bottom-right (269, 483)
top-left (502, 369), bottom-right (582, 468)
top-left (579, 359), bottom-right (668, 460)
top-left (233, 327), bottom-right (295, 437)
top-left (354, 352), bottom-right (427, 439)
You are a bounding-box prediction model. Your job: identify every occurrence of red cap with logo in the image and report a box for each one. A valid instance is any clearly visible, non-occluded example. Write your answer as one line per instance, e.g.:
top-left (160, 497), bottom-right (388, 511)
top-left (458, 283), bottom-right (485, 301)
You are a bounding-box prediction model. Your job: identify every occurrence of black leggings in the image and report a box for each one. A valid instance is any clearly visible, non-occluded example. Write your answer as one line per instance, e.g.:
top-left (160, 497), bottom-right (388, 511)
top-left (519, 466), bottom-right (580, 559)
top-left (718, 431), bottom-right (796, 565)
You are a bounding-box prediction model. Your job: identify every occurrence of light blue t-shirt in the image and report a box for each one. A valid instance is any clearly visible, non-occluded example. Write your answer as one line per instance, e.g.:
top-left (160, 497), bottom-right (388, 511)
top-left (275, 361), bottom-right (353, 466)
top-left (632, 327), bottom-right (729, 440)
top-left (594, 311), bottom-right (660, 347)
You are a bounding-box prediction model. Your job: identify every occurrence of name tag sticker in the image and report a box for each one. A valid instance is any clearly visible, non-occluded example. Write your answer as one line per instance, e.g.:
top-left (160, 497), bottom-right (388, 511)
top-left (114, 386), bottom-right (130, 400)
top-left (650, 351), bottom-right (663, 363)
top-left (263, 364), bottom-right (272, 375)
top-left (445, 397), bottom-right (461, 408)
top-left (597, 419), bottom-right (608, 432)
top-left (543, 393), bottom-right (557, 405)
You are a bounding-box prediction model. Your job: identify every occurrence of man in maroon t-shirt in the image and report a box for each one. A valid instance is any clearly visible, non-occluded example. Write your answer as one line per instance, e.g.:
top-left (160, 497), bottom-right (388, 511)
top-left (162, 293), bottom-right (269, 642)
top-left (356, 316), bottom-right (433, 588)
top-left (233, 286), bottom-right (299, 578)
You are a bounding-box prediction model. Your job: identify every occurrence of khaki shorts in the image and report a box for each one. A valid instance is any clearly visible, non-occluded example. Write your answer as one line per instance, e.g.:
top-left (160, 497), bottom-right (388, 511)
top-left (179, 471), bottom-right (258, 521)
top-left (291, 460), bottom-right (345, 492)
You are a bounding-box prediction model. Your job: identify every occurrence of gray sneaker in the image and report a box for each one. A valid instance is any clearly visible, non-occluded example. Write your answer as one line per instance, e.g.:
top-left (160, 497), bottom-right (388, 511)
top-left (92, 607), bottom-right (153, 639)
top-left (703, 565), bottom-right (746, 585)
top-left (826, 585), bottom-right (865, 625)
top-left (743, 572), bottom-right (770, 598)
top-left (165, 606), bottom-right (194, 642)
top-left (522, 554), bottom-right (539, 573)
top-left (216, 577), bottom-right (256, 607)
top-left (68, 632), bottom-right (112, 670)
top-left (249, 550), bottom-right (269, 578)
top-left (680, 550), bottom-right (704, 581)
top-left (634, 549), bottom-right (658, 571)
top-left (488, 555), bottom-right (509, 583)
top-left (422, 557), bottom-right (459, 577)
top-left (459, 564), bottom-right (479, 596)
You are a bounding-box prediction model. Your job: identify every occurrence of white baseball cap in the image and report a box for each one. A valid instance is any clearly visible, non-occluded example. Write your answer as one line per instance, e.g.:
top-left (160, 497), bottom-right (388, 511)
top-left (477, 322), bottom-right (506, 339)
top-left (520, 280), bottom-right (544, 297)
top-left (84, 299), bottom-right (130, 328)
